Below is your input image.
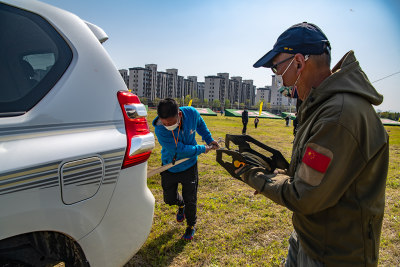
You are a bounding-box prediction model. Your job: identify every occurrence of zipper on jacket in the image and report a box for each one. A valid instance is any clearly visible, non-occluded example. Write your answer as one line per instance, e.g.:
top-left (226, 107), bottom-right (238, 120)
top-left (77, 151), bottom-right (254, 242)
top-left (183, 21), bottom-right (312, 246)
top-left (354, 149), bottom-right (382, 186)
top-left (368, 216), bottom-right (376, 261)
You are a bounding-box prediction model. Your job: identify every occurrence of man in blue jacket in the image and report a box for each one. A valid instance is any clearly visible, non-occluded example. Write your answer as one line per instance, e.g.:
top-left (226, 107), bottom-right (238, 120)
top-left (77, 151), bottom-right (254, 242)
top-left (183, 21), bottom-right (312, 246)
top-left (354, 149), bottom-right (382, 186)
top-left (153, 98), bottom-right (219, 240)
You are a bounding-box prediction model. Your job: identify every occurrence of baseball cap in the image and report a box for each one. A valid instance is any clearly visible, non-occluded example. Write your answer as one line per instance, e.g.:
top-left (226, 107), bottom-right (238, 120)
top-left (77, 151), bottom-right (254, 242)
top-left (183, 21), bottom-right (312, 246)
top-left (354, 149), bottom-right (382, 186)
top-left (253, 22), bottom-right (331, 68)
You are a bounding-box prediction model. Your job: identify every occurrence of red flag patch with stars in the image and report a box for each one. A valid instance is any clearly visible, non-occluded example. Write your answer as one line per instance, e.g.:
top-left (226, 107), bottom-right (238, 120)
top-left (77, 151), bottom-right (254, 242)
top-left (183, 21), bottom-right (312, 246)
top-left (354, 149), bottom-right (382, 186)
top-left (302, 146), bottom-right (332, 173)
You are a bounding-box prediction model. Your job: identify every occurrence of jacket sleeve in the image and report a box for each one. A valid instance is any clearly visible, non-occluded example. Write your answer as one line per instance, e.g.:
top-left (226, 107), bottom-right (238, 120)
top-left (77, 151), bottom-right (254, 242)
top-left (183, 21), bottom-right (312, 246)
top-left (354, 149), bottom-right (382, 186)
top-left (195, 110), bottom-right (214, 145)
top-left (244, 121), bottom-right (366, 215)
top-left (155, 126), bottom-right (205, 160)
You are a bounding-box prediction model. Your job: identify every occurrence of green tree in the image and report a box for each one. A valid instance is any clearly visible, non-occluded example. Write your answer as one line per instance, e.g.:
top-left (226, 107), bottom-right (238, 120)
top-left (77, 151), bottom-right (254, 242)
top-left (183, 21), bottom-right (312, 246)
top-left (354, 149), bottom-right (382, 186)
top-left (203, 98), bottom-right (209, 108)
top-left (185, 95), bottom-right (191, 106)
top-left (193, 98), bottom-right (201, 107)
top-left (174, 98), bottom-right (183, 106)
top-left (212, 99), bottom-right (221, 109)
top-left (140, 97), bottom-right (148, 105)
top-left (245, 99), bottom-right (250, 109)
top-left (224, 99), bottom-right (231, 109)
top-left (153, 97), bottom-right (161, 107)
top-left (378, 111), bottom-right (400, 121)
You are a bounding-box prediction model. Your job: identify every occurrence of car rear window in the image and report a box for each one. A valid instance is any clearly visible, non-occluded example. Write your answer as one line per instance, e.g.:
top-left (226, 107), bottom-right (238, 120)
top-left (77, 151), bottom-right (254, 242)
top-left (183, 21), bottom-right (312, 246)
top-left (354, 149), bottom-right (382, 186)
top-left (0, 3), bottom-right (73, 117)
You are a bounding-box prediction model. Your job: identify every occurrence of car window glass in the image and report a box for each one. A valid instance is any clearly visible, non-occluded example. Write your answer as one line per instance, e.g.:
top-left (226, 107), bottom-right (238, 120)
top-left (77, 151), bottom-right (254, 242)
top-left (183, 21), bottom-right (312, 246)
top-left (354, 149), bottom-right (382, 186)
top-left (23, 53), bottom-right (56, 81)
top-left (0, 3), bottom-right (72, 117)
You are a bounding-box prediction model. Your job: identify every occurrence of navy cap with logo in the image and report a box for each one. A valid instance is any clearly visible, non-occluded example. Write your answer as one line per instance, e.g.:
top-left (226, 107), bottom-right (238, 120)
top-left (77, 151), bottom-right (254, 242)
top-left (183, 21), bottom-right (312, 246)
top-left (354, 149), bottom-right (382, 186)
top-left (253, 22), bottom-right (331, 68)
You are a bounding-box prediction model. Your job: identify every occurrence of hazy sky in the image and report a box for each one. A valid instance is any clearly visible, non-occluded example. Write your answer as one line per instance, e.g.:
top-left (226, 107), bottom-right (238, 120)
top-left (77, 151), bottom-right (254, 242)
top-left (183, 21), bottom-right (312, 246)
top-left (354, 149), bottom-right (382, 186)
top-left (41, 0), bottom-right (400, 112)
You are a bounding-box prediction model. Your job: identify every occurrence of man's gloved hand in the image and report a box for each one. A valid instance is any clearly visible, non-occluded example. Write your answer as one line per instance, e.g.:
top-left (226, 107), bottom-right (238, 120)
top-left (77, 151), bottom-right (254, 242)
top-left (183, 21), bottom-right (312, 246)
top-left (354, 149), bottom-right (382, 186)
top-left (238, 166), bottom-right (276, 194)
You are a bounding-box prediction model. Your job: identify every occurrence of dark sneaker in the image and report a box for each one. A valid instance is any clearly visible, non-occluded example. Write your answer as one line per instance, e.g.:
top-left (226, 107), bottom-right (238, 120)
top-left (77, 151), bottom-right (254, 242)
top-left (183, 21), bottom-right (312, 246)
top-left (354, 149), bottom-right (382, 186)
top-left (181, 226), bottom-right (195, 241)
top-left (176, 206), bottom-right (185, 223)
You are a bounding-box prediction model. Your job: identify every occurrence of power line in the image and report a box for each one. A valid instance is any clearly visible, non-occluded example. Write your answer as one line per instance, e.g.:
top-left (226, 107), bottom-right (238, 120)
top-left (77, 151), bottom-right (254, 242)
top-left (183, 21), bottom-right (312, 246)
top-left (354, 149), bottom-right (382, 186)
top-left (371, 71), bottom-right (400, 84)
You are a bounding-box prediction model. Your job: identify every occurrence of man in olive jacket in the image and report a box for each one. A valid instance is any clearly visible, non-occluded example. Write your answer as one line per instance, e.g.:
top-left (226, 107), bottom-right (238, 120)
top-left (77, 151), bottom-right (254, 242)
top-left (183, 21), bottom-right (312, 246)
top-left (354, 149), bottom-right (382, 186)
top-left (242, 22), bottom-right (389, 266)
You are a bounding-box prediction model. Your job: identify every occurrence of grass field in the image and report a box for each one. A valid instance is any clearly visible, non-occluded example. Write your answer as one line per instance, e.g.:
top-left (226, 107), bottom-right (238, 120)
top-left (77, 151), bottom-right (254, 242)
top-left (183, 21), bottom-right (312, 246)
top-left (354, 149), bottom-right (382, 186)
top-left (126, 110), bottom-right (400, 266)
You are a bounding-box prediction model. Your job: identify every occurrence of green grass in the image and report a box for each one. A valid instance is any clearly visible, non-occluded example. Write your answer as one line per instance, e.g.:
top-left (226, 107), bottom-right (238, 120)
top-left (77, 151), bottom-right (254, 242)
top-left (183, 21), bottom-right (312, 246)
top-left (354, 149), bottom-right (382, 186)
top-left (126, 110), bottom-right (400, 266)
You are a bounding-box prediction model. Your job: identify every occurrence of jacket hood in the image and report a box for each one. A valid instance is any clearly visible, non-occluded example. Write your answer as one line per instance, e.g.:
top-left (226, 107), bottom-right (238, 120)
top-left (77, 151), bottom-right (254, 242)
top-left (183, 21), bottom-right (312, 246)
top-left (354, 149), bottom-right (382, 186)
top-left (302, 51), bottom-right (383, 115)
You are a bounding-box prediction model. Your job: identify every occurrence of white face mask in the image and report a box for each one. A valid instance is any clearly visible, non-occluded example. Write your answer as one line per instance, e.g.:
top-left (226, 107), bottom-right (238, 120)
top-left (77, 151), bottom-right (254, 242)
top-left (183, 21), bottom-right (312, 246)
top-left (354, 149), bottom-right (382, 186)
top-left (275, 55), bottom-right (309, 98)
top-left (164, 117), bottom-right (180, 131)
top-left (275, 57), bottom-right (295, 89)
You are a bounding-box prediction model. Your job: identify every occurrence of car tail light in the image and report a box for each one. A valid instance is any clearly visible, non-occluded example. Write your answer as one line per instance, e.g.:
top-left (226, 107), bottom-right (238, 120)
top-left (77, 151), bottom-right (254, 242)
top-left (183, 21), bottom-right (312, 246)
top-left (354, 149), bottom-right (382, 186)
top-left (117, 91), bottom-right (154, 169)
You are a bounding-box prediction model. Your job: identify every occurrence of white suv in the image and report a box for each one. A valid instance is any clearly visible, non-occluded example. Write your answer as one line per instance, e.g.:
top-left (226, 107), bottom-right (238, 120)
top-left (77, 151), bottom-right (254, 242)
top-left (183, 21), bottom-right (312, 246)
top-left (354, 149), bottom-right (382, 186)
top-left (0, 0), bottom-right (155, 266)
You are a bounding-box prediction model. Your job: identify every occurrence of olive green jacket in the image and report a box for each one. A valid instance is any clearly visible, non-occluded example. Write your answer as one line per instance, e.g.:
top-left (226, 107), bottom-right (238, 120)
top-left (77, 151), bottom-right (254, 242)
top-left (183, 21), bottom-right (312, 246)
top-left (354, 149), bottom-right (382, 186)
top-left (245, 51), bottom-right (389, 266)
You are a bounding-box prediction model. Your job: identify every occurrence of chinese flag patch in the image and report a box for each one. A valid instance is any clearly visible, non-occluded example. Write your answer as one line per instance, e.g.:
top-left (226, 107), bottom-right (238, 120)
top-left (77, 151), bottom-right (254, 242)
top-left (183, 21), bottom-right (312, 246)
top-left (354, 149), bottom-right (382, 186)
top-left (302, 146), bottom-right (332, 173)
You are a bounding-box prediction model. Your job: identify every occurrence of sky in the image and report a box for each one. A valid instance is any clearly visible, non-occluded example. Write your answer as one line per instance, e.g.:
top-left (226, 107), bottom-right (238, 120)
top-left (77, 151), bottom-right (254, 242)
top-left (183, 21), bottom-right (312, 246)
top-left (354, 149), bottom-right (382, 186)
top-left (41, 0), bottom-right (400, 112)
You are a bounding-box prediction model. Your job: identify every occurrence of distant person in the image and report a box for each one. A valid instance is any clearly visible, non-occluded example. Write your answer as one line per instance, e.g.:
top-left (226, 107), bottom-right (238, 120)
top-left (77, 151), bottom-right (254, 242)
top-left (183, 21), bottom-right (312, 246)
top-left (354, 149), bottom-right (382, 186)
top-left (292, 113), bottom-right (298, 136)
top-left (285, 115), bottom-right (290, 127)
top-left (239, 22), bottom-right (388, 266)
top-left (221, 109), bottom-right (224, 116)
top-left (254, 116), bottom-right (259, 129)
top-left (241, 107), bottom-right (249, 134)
top-left (153, 98), bottom-right (219, 241)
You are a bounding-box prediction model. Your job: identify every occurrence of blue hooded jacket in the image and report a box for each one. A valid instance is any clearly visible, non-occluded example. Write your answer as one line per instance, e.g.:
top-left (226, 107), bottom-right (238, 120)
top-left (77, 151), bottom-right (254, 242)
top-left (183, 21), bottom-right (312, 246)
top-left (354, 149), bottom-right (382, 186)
top-left (152, 106), bottom-right (214, 173)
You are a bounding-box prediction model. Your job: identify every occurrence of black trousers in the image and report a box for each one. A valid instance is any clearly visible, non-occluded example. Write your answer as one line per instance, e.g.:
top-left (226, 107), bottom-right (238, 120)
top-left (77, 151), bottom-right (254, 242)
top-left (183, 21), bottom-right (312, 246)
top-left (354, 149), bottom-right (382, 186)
top-left (161, 163), bottom-right (198, 226)
top-left (242, 122), bottom-right (248, 134)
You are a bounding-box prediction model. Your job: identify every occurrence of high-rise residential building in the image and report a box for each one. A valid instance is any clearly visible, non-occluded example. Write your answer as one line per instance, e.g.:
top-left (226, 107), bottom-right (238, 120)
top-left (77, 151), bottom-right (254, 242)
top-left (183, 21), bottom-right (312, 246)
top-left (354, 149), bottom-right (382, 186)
top-left (145, 64), bottom-right (157, 101)
top-left (123, 63), bottom-right (293, 110)
top-left (118, 69), bottom-right (129, 87)
top-left (255, 86), bottom-right (271, 104)
top-left (166, 68), bottom-right (178, 98)
top-left (242, 80), bottom-right (255, 107)
top-left (183, 79), bottom-right (194, 98)
top-left (197, 82), bottom-right (205, 101)
top-left (217, 73), bottom-right (229, 103)
top-left (230, 76), bottom-right (242, 105)
top-left (156, 71), bottom-right (173, 99)
top-left (188, 76), bottom-right (198, 98)
top-left (177, 75), bottom-right (184, 100)
top-left (128, 67), bottom-right (152, 100)
top-left (269, 75), bottom-right (296, 110)
top-left (270, 75), bottom-right (286, 107)
top-left (205, 75), bottom-right (224, 103)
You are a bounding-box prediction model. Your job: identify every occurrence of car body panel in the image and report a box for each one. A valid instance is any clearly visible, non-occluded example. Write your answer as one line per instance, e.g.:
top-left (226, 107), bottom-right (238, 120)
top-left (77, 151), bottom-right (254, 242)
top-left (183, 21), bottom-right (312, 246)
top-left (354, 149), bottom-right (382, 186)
top-left (0, 0), bottom-right (155, 265)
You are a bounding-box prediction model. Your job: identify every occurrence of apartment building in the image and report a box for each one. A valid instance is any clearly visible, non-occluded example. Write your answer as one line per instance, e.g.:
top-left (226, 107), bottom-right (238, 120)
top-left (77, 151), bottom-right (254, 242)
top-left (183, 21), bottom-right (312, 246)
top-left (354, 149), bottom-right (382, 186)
top-left (197, 82), bottom-right (205, 101)
top-left (183, 79), bottom-right (195, 98)
top-left (242, 80), bottom-right (256, 107)
top-left (166, 69), bottom-right (178, 98)
top-left (119, 69), bottom-right (129, 87)
top-left (255, 86), bottom-right (271, 104)
top-left (178, 75), bottom-right (185, 99)
top-left (120, 64), bottom-right (296, 109)
top-left (270, 75), bottom-right (296, 109)
top-left (128, 67), bottom-right (152, 99)
top-left (217, 73), bottom-right (229, 103)
top-left (156, 71), bottom-right (173, 99)
top-left (205, 75), bottom-right (224, 103)
top-left (230, 76), bottom-right (242, 105)
top-left (145, 64), bottom-right (157, 101)
top-left (188, 76), bottom-right (198, 98)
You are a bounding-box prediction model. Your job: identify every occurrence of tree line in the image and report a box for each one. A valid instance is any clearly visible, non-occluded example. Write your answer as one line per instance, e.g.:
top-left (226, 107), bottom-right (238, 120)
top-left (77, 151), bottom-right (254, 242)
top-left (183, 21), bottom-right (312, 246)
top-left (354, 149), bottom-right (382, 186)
top-left (377, 111), bottom-right (400, 121)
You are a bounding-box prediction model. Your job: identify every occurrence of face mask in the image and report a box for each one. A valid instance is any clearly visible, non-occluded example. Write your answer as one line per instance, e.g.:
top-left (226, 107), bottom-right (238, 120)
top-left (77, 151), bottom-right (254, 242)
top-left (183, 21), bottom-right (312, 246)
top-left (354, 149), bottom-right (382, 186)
top-left (275, 55), bottom-right (309, 98)
top-left (164, 117), bottom-right (180, 131)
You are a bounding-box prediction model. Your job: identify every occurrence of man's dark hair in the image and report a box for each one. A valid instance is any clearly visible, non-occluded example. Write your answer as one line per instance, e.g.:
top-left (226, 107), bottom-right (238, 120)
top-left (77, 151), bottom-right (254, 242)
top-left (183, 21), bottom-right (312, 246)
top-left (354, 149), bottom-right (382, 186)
top-left (157, 98), bottom-right (179, 119)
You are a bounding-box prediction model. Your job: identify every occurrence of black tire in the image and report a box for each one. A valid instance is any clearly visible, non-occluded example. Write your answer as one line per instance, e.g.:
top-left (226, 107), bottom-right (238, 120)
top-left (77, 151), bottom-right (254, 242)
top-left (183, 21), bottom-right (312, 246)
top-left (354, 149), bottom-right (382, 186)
top-left (0, 232), bottom-right (89, 267)
top-left (31, 232), bottom-right (89, 267)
